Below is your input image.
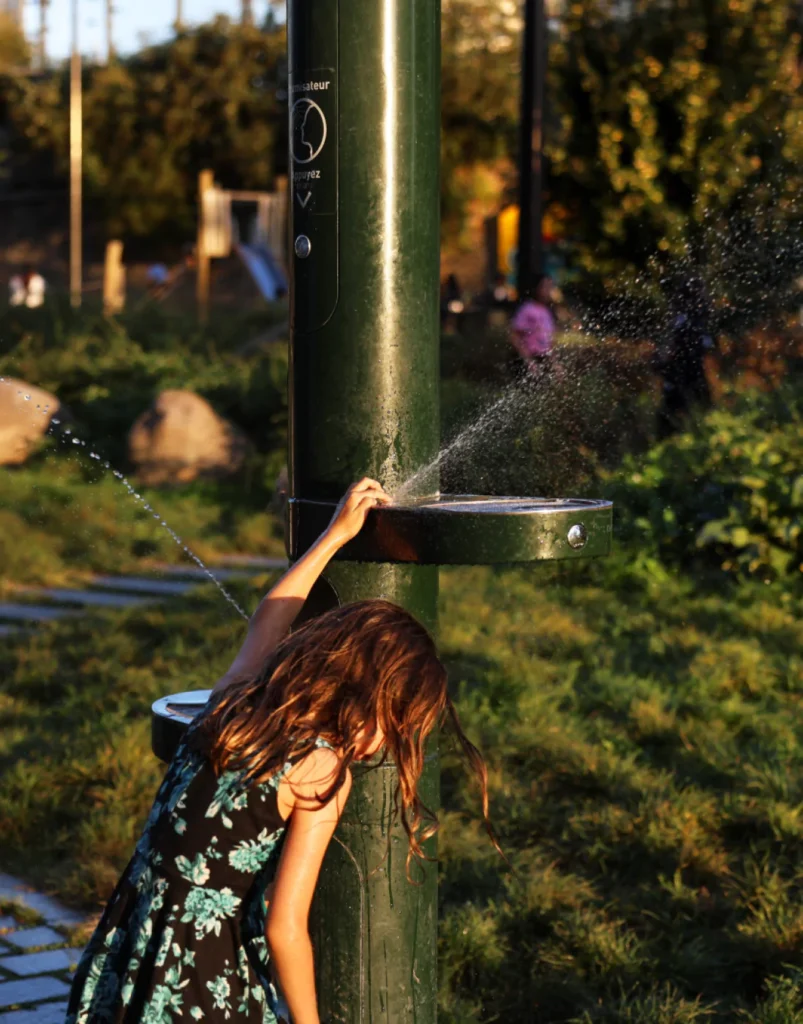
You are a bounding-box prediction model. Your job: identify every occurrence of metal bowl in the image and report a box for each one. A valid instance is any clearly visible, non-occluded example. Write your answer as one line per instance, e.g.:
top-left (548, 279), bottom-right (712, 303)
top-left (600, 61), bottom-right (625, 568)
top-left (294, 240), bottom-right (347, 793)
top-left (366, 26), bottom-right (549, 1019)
top-left (288, 494), bottom-right (613, 564)
top-left (151, 690), bottom-right (211, 763)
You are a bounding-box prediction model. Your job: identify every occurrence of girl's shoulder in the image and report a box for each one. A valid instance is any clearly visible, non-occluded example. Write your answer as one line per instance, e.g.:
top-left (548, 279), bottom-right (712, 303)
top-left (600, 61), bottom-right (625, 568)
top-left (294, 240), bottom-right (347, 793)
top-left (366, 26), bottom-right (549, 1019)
top-left (279, 739), bottom-right (352, 813)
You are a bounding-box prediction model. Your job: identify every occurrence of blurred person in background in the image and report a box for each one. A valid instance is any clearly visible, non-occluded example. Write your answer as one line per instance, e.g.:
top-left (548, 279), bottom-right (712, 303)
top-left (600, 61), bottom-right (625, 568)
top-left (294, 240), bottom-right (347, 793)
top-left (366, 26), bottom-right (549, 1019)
top-left (8, 272), bottom-right (26, 306)
top-left (441, 273), bottom-right (466, 331)
top-left (509, 272), bottom-right (557, 377)
top-left (656, 274), bottom-right (715, 437)
top-left (8, 267), bottom-right (46, 308)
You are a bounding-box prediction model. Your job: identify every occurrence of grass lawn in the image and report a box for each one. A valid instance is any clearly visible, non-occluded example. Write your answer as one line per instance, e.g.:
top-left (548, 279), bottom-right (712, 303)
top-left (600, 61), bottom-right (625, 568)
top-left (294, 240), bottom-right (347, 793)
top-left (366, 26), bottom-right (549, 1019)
top-left (0, 456), bottom-right (284, 588)
top-left (0, 551), bottom-right (800, 1021)
top-left (1, 307), bottom-right (801, 1020)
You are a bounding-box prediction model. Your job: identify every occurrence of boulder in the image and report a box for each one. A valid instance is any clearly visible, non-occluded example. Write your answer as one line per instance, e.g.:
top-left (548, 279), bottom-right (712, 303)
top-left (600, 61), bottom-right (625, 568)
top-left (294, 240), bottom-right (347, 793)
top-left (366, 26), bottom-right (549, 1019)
top-left (0, 378), bottom-right (61, 466)
top-left (129, 389), bottom-right (248, 485)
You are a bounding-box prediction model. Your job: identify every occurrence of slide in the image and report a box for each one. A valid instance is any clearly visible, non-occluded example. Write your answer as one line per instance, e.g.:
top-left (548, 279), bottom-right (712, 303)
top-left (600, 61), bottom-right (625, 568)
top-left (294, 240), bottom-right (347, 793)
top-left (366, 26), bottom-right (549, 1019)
top-left (235, 243), bottom-right (288, 302)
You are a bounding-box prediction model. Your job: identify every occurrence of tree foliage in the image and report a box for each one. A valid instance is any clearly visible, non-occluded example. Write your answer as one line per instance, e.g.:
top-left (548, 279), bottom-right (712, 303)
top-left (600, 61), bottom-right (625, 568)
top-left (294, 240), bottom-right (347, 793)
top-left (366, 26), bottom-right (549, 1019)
top-left (2, 1), bottom-right (803, 295)
top-left (440, 0), bottom-right (520, 234)
top-left (5, 18), bottom-right (286, 240)
top-left (0, 13), bottom-right (30, 73)
top-left (548, 0), bottom-right (803, 298)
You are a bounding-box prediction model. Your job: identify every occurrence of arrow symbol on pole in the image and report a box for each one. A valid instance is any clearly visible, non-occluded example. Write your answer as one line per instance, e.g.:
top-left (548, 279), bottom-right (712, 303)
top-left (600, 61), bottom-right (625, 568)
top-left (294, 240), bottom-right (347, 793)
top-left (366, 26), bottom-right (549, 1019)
top-left (297, 191), bottom-right (312, 208)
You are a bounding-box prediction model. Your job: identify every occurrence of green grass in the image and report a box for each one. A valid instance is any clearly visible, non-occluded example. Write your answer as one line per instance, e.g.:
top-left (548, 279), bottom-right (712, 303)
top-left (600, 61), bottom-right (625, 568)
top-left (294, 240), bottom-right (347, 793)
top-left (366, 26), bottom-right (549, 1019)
top-left (0, 557), bottom-right (800, 1020)
top-left (0, 455), bottom-right (284, 588)
top-left (436, 563), bottom-right (802, 1021)
top-left (1, 306), bottom-right (802, 1019)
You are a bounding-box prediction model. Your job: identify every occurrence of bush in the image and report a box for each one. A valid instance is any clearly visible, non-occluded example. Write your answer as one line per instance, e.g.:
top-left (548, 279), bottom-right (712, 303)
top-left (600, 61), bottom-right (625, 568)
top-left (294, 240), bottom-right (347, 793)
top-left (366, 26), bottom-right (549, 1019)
top-left (0, 301), bottom-right (289, 470)
top-left (608, 385), bottom-right (803, 582)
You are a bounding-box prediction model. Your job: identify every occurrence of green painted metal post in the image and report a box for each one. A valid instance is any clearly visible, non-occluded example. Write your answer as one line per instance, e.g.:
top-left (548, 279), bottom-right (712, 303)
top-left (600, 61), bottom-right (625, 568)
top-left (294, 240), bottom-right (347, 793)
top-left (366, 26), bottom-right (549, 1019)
top-left (287, 0), bottom-right (442, 1020)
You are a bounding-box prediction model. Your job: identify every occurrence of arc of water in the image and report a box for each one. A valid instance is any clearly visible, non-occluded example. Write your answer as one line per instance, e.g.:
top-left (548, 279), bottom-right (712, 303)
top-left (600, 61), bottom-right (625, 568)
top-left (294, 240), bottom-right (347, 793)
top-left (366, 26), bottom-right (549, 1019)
top-left (0, 377), bottom-right (250, 621)
top-left (394, 375), bottom-right (538, 501)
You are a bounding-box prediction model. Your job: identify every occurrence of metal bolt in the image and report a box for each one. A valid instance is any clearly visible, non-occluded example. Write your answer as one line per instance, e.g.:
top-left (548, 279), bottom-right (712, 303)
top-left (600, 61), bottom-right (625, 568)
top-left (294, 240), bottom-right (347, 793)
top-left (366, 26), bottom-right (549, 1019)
top-left (294, 234), bottom-right (312, 259)
top-left (567, 523), bottom-right (587, 549)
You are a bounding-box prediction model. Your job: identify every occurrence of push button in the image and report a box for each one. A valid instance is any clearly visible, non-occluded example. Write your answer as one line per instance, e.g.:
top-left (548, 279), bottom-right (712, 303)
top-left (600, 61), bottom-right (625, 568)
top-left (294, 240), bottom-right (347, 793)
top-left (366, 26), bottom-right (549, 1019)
top-left (294, 234), bottom-right (312, 259)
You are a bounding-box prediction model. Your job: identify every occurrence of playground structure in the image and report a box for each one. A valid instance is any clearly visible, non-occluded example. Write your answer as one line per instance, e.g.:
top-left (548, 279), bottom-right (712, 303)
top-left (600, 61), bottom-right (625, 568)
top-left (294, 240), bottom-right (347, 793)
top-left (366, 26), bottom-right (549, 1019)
top-left (196, 169), bottom-right (288, 318)
top-left (153, 0), bottom-right (612, 1019)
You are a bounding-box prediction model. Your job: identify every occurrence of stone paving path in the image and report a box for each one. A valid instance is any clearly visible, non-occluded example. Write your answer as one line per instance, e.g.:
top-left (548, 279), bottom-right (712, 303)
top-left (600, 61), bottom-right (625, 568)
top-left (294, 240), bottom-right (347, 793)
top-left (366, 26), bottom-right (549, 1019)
top-left (0, 874), bottom-right (87, 1021)
top-left (0, 556), bottom-right (288, 641)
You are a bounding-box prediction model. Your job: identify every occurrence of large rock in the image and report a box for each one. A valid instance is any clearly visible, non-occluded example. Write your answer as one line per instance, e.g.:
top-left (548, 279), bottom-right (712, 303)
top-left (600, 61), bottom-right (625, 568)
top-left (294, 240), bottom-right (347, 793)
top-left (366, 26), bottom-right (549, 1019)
top-left (129, 389), bottom-right (248, 485)
top-left (0, 378), bottom-right (61, 466)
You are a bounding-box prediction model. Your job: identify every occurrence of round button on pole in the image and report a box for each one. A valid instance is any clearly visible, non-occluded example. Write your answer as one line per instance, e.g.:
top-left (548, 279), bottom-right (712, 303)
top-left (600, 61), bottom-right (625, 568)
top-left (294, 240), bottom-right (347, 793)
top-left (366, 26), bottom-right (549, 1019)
top-left (294, 234), bottom-right (312, 259)
top-left (567, 523), bottom-right (587, 549)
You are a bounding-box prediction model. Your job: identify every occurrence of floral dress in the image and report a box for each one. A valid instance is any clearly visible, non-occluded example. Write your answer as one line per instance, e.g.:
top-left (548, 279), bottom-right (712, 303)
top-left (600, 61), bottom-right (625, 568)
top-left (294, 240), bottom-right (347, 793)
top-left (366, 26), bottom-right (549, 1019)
top-left (65, 732), bottom-right (329, 1023)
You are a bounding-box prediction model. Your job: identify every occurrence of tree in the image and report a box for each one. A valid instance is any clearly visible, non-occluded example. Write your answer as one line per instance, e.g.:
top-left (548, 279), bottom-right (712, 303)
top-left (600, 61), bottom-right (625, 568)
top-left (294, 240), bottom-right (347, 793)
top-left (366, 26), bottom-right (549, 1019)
top-left (440, 0), bottom-right (521, 240)
top-left (6, 18), bottom-right (286, 242)
top-left (548, 0), bottom-right (803, 310)
top-left (0, 12), bottom-right (30, 74)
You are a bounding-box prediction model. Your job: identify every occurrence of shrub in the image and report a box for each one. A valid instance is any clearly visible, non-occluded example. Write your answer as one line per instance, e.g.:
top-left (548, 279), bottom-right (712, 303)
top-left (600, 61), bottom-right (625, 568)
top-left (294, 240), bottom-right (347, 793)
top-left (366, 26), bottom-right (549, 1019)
top-left (607, 384), bottom-right (803, 581)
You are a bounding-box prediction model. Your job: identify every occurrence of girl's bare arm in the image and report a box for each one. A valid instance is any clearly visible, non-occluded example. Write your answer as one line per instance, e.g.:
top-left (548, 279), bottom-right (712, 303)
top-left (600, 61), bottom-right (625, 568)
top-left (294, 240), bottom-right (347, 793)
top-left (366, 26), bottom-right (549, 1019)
top-left (266, 749), bottom-right (353, 1024)
top-left (212, 478), bottom-right (389, 694)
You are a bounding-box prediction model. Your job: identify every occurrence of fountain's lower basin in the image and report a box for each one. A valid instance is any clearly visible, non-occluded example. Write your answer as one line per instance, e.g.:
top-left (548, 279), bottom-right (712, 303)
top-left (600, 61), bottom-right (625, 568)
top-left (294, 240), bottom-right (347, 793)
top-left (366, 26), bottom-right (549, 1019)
top-left (289, 494), bottom-right (613, 564)
top-left (151, 690), bottom-right (211, 763)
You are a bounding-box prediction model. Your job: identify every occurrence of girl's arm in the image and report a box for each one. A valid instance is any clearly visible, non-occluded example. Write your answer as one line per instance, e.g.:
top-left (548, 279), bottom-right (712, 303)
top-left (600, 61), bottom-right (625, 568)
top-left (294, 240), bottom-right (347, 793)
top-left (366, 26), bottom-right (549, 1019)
top-left (212, 478), bottom-right (389, 694)
top-left (267, 749), bottom-right (353, 1024)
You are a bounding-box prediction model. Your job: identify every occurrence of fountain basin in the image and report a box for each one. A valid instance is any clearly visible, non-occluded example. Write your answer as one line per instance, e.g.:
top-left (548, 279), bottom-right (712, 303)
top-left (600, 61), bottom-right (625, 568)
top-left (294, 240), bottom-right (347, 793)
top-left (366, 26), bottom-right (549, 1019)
top-left (151, 690), bottom-right (211, 763)
top-left (289, 495), bottom-right (613, 565)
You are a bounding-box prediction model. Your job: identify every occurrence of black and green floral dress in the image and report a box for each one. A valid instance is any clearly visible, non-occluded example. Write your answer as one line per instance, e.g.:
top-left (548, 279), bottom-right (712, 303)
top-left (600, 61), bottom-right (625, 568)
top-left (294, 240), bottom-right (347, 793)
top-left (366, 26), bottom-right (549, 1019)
top-left (66, 731), bottom-right (329, 1023)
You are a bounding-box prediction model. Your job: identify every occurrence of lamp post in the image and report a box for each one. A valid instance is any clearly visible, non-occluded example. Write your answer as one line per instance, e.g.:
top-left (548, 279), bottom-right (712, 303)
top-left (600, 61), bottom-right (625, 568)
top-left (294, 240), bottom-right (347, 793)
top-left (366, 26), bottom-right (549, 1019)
top-left (38, 0), bottom-right (48, 69)
top-left (517, 0), bottom-right (547, 297)
top-left (69, 0), bottom-right (82, 309)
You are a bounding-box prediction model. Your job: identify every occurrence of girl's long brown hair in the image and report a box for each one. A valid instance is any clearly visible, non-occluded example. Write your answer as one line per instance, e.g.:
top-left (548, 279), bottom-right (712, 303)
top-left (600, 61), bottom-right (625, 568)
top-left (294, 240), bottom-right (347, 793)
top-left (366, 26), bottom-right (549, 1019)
top-left (192, 599), bottom-right (496, 874)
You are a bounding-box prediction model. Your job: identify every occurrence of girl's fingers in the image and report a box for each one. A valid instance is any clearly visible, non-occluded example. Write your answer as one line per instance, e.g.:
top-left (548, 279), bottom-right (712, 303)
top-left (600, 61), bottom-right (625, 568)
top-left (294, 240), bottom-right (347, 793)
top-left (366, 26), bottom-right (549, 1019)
top-left (354, 494), bottom-right (380, 514)
top-left (350, 477), bottom-right (384, 495)
top-left (347, 485), bottom-right (388, 508)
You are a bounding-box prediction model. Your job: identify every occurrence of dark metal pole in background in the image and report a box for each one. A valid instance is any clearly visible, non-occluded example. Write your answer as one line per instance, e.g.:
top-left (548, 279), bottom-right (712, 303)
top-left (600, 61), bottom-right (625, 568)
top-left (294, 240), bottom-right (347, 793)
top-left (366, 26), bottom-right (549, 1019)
top-left (287, 0), bottom-right (441, 1018)
top-left (517, 0), bottom-right (546, 298)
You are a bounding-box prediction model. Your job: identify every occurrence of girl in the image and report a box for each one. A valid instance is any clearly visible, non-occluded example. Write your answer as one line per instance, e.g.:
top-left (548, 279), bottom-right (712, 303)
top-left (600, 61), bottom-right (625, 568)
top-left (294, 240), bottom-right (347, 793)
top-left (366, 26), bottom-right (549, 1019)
top-left (66, 478), bottom-right (492, 1024)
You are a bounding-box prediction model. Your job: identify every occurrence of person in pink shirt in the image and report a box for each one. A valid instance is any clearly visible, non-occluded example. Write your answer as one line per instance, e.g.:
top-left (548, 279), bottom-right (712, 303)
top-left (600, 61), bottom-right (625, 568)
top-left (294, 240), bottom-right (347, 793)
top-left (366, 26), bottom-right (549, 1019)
top-left (509, 273), bottom-right (556, 373)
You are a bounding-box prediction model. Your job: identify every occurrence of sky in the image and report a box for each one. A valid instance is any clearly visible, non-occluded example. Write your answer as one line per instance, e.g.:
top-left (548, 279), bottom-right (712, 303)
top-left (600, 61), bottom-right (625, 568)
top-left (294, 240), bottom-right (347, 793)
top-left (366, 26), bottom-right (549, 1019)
top-left (21, 0), bottom-right (275, 62)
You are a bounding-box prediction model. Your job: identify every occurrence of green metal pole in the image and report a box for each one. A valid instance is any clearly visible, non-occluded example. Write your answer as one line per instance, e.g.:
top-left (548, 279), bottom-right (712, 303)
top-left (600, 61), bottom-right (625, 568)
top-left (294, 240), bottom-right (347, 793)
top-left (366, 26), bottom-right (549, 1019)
top-left (308, 565), bottom-right (438, 1024)
top-left (287, 0), bottom-right (441, 1020)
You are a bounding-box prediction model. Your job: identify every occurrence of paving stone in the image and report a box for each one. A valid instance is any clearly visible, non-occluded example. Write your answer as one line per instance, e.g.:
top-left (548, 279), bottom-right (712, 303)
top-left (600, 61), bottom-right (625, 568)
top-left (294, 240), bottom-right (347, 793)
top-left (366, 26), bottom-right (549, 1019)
top-left (216, 554), bottom-right (287, 569)
top-left (0, 999), bottom-right (69, 1022)
top-left (0, 878), bottom-right (83, 929)
top-left (18, 589), bottom-right (151, 609)
top-left (3, 929), bottom-right (64, 952)
top-left (0, 605), bottom-right (76, 623)
top-left (91, 575), bottom-right (196, 596)
top-left (0, 948), bottom-right (82, 976)
top-left (150, 563), bottom-right (253, 581)
top-left (0, 975), bottom-right (70, 1009)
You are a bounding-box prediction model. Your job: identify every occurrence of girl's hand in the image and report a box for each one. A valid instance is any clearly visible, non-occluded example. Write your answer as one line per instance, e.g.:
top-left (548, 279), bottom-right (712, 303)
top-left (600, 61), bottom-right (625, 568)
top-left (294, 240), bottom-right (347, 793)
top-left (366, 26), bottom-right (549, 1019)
top-left (326, 478), bottom-right (390, 549)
